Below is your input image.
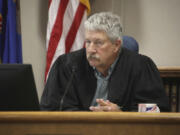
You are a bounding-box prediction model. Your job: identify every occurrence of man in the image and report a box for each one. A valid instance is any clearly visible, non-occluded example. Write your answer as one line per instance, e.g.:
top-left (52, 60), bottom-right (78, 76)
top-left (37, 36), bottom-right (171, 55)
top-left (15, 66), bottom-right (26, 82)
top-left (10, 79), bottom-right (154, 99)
top-left (40, 12), bottom-right (169, 112)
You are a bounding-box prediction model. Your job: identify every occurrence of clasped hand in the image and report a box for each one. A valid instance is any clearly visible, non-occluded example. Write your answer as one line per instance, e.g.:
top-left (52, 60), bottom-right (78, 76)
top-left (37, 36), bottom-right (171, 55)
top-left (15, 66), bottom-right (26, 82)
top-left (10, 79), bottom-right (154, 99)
top-left (89, 99), bottom-right (122, 112)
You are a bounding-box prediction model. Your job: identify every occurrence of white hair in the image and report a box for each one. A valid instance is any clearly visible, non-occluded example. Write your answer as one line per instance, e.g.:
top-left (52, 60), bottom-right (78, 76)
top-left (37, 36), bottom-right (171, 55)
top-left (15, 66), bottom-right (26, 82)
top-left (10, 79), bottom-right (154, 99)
top-left (84, 12), bottom-right (123, 43)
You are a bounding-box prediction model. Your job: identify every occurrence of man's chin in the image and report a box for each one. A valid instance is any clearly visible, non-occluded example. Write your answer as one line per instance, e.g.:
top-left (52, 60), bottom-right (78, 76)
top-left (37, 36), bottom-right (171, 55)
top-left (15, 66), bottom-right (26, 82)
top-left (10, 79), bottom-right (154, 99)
top-left (88, 60), bottom-right (98, 67)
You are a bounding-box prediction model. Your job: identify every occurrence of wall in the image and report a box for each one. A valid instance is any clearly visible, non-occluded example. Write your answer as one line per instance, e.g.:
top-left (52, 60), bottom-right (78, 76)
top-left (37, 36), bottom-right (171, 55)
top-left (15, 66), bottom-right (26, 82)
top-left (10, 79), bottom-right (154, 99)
top-left (20, 0), bottom-right (180, 99)
top-left (123, 0), bottom-right (180, 66)
top-left (20, 0), bottom-right (48, 99)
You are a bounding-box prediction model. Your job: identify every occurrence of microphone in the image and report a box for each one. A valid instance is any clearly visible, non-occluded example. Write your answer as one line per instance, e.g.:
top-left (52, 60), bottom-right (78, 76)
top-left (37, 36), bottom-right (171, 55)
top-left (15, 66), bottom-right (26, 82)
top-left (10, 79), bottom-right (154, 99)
top-left (59, 66), bottom-right (76, 111)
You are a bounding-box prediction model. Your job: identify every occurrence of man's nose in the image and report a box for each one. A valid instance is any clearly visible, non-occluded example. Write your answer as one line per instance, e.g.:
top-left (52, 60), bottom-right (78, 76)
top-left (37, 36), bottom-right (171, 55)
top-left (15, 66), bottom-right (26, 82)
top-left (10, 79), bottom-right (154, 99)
top-left (86, 42), bottom-right (97, 53)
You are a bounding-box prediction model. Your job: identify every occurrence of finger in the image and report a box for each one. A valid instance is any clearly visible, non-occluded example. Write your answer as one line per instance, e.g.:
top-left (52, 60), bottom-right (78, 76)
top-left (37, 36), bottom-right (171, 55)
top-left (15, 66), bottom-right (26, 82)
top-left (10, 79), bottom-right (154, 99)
top-left (89, 106), bottom-right (103, 112)
top-left (101, 105), bottom-right (122, 112)
top-left (101, 106), bottom-right (112, 111)
top-left (106, 100), bottom-right (112, 105)
top-left (102, 101), bottom-right (122, 111)
top-left (96, 99), bottom-right (108, 106)
top-left (90, 106), bottom-right (111, 112)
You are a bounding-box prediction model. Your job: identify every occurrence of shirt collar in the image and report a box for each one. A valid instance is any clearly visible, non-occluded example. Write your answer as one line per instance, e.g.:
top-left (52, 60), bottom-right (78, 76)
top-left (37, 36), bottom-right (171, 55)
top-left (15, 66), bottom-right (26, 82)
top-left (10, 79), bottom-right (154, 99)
top-left (93, 53), bottom-right (120, 80)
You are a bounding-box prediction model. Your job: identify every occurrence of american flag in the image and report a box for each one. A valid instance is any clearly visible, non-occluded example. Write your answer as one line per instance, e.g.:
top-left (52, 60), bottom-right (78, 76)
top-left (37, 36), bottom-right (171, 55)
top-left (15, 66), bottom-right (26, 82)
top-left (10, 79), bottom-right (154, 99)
top-left (45, 0), bottom-right (90, 81)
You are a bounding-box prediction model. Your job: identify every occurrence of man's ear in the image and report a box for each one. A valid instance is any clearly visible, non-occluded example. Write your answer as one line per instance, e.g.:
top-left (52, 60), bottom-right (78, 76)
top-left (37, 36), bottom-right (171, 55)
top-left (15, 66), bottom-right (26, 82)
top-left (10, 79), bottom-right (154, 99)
top-left (114, 39), bottom-right (122, 52)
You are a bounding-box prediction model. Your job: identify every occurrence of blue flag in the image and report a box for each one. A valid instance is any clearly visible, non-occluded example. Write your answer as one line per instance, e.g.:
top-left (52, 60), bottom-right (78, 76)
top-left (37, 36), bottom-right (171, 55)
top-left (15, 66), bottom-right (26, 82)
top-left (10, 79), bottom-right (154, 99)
top-left (0, 0), bottom-right (22, 63)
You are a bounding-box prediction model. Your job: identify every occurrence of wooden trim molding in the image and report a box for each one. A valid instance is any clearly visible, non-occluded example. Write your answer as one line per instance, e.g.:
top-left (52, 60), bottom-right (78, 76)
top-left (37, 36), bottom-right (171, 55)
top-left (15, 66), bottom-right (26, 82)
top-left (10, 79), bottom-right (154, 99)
top-left (0, 112), bottom-right (180, 123)
top-left (158, 67), bottom-right (180, 78)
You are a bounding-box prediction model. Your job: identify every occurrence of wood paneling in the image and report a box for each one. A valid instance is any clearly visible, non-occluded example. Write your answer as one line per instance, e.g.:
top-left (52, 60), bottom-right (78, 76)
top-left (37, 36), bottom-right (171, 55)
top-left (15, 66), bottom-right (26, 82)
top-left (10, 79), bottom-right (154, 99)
top-left (0, 112), bottom-right (180, 135)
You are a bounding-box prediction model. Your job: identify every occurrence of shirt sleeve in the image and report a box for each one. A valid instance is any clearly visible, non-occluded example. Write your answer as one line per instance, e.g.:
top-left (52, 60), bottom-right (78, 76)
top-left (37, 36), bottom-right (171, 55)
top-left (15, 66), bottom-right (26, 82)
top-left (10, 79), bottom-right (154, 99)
top-left (40, 58), bottom-right (64, 110)
top-left (131, 56), bottom-right (170, 112)
top-left (40, 56), bottom-right (81, 111)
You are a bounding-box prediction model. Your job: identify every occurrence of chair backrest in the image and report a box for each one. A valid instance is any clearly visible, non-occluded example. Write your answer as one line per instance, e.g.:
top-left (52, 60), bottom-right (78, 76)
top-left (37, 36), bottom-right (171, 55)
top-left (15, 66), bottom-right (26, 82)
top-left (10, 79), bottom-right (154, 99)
top-left (122, 35), bottom-right (139, 53)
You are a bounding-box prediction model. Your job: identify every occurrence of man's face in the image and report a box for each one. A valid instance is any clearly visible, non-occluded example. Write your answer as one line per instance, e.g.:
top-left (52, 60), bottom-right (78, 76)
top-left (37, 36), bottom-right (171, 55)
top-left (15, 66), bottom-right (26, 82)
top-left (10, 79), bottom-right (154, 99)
top-left (85, 30), bottom-right (121, 70)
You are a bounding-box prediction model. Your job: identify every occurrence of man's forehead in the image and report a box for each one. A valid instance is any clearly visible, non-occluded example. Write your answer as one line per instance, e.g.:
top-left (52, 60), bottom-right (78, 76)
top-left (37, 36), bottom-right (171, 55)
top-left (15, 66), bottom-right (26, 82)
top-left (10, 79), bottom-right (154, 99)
top-left (85, 30), bottom-right (108, 39)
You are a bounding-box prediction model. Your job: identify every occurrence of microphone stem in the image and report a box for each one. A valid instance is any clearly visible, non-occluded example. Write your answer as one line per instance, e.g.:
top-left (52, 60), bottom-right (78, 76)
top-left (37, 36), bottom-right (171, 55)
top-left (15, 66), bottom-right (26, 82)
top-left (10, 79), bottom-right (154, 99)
top-left (59, 71), bottom-right (75, 111)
